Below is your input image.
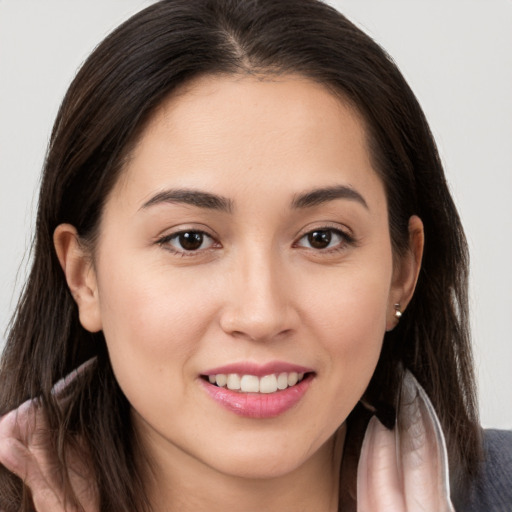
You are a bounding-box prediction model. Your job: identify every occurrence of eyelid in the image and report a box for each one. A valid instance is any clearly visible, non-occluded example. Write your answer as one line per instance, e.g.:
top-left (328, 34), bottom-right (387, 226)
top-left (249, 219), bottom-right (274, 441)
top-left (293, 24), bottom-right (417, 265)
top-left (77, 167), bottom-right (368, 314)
top-left (155, 226), bottom-right (221, 256)
top-left (292, 223), bottom-right (356, 252)
top-left (293, 222), bottom-right (354, 242)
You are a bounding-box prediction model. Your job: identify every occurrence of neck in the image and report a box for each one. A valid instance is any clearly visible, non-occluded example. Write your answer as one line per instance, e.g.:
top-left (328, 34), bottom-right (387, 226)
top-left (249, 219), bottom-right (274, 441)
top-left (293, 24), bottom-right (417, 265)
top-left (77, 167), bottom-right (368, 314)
top-left (138, 422), bottom-right (346, 512)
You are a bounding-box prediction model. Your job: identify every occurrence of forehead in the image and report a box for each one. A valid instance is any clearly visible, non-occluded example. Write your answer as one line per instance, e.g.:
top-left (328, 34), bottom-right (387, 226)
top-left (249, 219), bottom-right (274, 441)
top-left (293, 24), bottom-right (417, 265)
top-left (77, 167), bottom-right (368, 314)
top-left (113, 74), bottom-right (384, 210)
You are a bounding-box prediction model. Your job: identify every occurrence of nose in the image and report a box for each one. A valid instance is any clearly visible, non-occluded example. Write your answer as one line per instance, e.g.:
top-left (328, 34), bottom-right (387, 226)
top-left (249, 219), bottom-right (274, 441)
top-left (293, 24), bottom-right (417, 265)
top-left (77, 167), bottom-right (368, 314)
top-left (219, 248), bottom-right (297, 342)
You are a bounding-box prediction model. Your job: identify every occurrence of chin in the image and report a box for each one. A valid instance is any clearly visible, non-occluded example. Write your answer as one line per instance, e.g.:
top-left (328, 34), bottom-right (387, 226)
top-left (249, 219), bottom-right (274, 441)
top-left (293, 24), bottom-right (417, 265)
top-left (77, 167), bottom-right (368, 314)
top-left (212, 452), bottom-right (308, 480)
top-left (203, 431), bottom-right (335, 481)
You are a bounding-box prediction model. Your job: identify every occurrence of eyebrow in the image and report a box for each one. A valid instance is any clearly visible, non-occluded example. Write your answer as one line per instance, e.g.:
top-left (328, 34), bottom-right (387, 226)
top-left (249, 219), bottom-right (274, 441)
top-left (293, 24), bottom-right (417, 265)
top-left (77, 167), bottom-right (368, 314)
top-left (291, 185), bottom-right (368, 210)
top-left (140, 188), bottom-right (233, 213)
top-left (140, 184), bottom-right (367, 213)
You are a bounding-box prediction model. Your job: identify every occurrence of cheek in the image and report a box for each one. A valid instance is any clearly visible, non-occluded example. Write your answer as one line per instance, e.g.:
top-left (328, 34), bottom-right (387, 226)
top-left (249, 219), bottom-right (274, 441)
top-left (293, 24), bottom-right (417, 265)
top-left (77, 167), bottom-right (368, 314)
top-left (300, 259), bottom-right (392, 399)
top-left (94, 254), bottom-right (219, 398)
top-left (303, 260), bottom-right (390, 341)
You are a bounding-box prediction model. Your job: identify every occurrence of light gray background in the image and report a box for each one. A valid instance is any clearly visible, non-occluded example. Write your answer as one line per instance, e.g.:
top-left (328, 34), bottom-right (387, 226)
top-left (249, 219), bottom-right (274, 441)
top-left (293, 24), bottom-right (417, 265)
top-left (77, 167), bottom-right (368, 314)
top-left (1, 1), bottom-right (511, 428)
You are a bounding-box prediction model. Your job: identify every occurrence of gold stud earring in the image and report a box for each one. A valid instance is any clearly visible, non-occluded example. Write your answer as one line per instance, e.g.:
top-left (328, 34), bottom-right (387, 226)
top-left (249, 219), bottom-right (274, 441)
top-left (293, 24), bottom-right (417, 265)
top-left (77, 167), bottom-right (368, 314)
top-left (394, 303), bottom-right (402, 319)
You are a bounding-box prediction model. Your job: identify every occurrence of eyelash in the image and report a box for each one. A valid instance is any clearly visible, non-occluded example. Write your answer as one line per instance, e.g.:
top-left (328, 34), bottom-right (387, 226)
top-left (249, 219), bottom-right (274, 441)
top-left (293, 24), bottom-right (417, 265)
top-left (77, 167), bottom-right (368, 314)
top-left (156, 226), bottom-right (355, 256)
top-left (156, 230), bottom-right (219, 257)
top-left (293, 226), bottom-right (355, 253)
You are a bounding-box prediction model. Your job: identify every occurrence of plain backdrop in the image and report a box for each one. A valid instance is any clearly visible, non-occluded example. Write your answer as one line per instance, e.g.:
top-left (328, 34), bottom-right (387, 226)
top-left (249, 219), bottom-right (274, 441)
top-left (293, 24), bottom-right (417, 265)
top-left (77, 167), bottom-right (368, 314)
top-left (0, 1), bottom-right (511, 428)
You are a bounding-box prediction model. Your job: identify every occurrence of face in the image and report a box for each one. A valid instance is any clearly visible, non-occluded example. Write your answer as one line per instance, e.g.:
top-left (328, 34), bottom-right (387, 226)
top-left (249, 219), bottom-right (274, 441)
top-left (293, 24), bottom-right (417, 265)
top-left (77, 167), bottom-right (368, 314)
top-left (59, 75), bottom-right (420, 484)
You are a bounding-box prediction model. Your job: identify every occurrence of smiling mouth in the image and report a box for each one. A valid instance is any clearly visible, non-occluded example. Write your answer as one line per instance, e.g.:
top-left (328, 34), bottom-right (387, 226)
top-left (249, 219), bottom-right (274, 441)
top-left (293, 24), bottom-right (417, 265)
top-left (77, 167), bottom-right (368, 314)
top-left (201, 372), bottom-right (311, 394)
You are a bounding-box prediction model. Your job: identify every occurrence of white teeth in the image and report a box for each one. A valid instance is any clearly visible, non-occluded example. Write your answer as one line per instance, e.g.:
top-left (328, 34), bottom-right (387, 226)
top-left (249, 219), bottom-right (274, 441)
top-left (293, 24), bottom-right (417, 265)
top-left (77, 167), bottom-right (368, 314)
top-left (215, 374), bottom-right (227, 387)
top-left (259, 374), bottom-right (278, 394)
top-left (227, 373), bottom-right (241, 390)
top-left (207, 371), bottom-right (307, 393)
top-left (277, 372), bottom-right (288, 390)
top-left (287, 372), bottom-right (298, 387)
top-left (240, 375), bottom-right (260, 393)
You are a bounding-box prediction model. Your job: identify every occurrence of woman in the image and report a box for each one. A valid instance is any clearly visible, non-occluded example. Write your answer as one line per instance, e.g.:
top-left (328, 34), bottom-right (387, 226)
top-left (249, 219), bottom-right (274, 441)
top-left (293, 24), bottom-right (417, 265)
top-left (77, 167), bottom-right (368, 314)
top-left (0, 1), bottom-right (510, 510)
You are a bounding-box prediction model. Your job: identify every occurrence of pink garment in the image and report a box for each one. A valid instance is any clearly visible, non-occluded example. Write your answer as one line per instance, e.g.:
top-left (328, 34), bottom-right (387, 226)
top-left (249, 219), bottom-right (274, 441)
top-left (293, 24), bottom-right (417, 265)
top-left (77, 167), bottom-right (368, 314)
top-left (0, 360), bottom-right (98, 512)
top-left (358, 371), bottom-right (454, 511)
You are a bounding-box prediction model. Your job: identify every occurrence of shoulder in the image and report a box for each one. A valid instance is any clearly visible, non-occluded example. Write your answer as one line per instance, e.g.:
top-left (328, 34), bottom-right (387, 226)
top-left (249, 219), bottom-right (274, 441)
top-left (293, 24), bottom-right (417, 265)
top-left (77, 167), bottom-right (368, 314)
top-left (459, 429), bottom-right (512, 512)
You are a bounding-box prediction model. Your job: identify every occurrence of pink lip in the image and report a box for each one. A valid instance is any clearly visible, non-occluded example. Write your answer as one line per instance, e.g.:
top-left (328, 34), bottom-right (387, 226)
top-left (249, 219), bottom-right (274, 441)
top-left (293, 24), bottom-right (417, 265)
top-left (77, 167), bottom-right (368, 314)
top-left (199, 367), bottom-right (314, 419)
top-left (203, 361), bottom-right (313, 377)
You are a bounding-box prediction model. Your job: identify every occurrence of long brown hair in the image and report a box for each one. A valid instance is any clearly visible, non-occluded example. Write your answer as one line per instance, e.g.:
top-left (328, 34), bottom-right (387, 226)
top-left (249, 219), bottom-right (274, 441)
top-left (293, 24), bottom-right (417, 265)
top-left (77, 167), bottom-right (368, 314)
top-left (0, 0), bottom-right (480, 510)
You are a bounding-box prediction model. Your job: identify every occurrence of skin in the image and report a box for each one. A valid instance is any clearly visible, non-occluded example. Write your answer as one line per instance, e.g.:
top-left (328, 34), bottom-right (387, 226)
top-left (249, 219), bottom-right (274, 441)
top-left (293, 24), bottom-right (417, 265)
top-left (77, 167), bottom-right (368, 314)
top-left (53, 75), bottom-right (423, 512)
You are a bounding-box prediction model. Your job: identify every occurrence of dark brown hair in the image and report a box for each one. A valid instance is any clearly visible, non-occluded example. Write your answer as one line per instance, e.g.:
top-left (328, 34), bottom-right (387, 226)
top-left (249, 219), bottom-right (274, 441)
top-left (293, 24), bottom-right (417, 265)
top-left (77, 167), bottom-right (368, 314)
top-left (0, 0), bottom-right (480, 510)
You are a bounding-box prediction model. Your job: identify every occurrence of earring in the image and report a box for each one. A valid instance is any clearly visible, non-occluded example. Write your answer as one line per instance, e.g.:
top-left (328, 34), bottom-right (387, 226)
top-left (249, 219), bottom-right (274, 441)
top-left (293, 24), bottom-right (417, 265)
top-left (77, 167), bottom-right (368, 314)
top-left (394, 303), bottom-right (402, 319)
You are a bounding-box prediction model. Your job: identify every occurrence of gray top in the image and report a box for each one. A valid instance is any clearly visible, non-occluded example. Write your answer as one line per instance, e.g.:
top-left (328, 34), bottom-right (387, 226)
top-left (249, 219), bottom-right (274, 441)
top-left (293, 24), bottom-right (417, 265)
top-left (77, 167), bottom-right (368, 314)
top-left (461, 429), bottom-right (512, 511)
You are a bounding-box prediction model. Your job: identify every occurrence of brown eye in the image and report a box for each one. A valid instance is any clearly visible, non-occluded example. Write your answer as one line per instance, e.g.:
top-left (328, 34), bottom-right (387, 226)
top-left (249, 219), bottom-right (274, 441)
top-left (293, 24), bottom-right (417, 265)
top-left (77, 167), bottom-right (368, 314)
top-left (296, 228), bottom-right (348, 251)
top-left (162, 231), bottom-right (215, 252)
top-left (307, 230), bottom-right (332, 249)
top-left (178, 232), bottom-right (204, 250)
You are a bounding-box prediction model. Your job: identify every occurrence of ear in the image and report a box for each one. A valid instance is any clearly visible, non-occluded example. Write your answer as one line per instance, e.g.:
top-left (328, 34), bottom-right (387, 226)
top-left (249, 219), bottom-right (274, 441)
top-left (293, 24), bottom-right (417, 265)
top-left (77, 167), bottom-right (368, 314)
top-left (386, 215), bottom-right (424, 331)
top-left (53, 224), bottom-right (102, 333)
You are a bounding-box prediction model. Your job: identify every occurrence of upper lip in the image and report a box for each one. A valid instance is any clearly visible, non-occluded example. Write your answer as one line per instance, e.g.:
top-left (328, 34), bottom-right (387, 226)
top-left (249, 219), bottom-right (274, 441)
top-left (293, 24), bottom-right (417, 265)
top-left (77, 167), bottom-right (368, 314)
top-left (202, 361), bottom-right (314, 377)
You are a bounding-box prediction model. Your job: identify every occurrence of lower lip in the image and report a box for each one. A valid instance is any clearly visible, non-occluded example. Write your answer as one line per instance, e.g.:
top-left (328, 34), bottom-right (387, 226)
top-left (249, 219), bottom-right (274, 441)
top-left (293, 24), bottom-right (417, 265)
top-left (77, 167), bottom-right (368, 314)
top-left (200, 375), bottom-right (313, 419)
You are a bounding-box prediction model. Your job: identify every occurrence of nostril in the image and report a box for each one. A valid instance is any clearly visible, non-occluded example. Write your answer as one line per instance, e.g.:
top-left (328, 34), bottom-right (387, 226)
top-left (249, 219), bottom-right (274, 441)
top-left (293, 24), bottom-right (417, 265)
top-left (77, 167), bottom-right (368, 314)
top-left (225, 328), bottom-right (295, 343)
